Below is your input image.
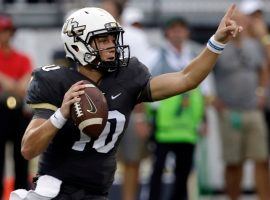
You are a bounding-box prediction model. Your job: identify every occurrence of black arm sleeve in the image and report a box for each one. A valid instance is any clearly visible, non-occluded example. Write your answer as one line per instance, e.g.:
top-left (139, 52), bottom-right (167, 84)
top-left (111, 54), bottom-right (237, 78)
top-left (137, 79), bottom-right (153, 103)
top-left (32, 109), bottom-right (54, 120)
top-left (131, 59), bottom-right (152, 103)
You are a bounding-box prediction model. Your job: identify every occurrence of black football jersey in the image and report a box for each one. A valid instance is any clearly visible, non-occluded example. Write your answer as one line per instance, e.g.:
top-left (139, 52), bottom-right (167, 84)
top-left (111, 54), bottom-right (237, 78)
top-left (26, 57), bottom-right (152, 194)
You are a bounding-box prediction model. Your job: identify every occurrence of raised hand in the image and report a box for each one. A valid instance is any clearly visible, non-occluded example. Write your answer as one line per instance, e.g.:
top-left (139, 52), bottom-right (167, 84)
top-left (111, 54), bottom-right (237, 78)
top-left (214, 4), bottom-right (243, 44)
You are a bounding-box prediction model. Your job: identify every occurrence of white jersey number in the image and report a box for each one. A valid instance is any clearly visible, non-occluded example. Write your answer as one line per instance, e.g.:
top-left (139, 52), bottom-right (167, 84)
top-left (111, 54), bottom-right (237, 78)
top-left (41, 65), bottom-right (60, 71)
top-left (72, 110), bottom-right (126, 153)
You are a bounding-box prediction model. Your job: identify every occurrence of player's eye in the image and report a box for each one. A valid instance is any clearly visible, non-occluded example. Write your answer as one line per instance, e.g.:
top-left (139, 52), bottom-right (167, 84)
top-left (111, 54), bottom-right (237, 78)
top-left (97, 37), bottom-right (107, 43)
top-left (97, 35), bottom-right (116, 44)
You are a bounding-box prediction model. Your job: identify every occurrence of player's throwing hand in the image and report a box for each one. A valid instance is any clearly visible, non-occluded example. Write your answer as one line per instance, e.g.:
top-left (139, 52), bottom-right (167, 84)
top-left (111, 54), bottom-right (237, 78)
top-left (214, 4), bottom-right (243, 44)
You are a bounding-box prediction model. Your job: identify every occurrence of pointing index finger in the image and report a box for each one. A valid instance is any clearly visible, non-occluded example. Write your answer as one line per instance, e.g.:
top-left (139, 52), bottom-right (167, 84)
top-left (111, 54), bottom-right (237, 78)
top-left (224, 4), bottom-right (236, 20)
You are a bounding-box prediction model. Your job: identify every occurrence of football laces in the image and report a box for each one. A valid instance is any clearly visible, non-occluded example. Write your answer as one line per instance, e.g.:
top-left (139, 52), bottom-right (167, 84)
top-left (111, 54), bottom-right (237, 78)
top-left (74, 102), bottom-right (83, 117)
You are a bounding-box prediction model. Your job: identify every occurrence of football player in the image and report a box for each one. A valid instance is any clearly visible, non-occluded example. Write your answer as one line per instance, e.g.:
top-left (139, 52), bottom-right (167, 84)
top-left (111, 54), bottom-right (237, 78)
top-left (17, 5), bottom-right (242, 200)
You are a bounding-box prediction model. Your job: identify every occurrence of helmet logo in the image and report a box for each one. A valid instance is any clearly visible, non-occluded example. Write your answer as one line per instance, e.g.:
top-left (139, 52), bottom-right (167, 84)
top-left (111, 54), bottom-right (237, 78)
top-left (63, 18), bottom-right (86, 42)
top-left (104, 22), bottom-right (118, 29)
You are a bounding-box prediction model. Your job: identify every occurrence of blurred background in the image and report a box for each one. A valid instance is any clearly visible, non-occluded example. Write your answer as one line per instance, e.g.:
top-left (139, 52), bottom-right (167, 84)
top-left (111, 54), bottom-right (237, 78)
top-left (0, 0), bottom-right (269, 70)
top-left (1, 0), bottom-right (270, 200)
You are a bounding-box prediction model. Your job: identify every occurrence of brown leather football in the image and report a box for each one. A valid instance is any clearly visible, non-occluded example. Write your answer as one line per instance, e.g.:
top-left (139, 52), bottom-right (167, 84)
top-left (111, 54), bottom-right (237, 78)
top-left (71, 80), bottom-right (108, 138)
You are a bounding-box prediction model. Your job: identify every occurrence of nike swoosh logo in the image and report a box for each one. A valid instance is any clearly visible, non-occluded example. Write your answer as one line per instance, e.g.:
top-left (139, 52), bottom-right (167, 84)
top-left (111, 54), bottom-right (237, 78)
top-left (53, 114), bottom-right (58, 119)
top-left (85, 94), bottom-right (97, 113)
top-left (111, 93), bottom-right (122, 100)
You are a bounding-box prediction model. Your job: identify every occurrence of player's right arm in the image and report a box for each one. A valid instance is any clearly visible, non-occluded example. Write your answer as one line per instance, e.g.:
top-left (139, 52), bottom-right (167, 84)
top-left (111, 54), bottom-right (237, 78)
top-left (21, 118), bottom-right (59, 160)
top-left (21, 75), bottom-right (85, 160)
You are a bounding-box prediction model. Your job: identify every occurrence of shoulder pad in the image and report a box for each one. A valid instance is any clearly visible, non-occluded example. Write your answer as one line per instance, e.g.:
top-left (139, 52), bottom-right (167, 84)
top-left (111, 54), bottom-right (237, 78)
top-left (27, 65), bottom-right (66, 111)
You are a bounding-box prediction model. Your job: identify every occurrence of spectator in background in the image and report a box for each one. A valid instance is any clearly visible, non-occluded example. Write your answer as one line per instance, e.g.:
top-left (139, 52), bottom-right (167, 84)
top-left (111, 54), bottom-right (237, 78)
top-left (239, 0), bottom-right (270, 155)
top-left (147, 17), bottom-right (206, 200)
top-left (101, 0), bottom-right (125, 23)
top-left (118, 7), bottom-right (155, 200)
top-left (121, 7), bottom-right (156, 67)
top-left (213, 8), bottom-right (270, 200)
top-left (0, 13), bottom-right (32, 198)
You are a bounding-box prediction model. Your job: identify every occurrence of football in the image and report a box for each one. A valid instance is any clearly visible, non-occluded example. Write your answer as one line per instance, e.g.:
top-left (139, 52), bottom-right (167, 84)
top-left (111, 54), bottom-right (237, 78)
top-left (71, 80), bottom-right (108, 138)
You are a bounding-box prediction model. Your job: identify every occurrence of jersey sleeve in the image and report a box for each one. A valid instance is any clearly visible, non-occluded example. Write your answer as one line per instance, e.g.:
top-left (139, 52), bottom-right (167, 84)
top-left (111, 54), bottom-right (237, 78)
top-left (32, 108), bottom-right (55, 119)
top-left (26, 68), bottom-right (61, 119)
top-left (130, 58), bottom-right (153, 103)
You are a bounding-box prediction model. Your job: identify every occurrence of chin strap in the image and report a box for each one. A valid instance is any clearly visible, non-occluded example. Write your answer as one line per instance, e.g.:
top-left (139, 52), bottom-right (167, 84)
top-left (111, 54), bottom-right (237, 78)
top-left (87, 57), bottom-right (118, 73)
top-left (98, 60), bottom-right (119, 73)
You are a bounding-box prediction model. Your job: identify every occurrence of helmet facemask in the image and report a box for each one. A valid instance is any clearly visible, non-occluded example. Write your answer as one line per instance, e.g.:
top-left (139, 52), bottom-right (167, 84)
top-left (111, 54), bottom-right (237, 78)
top-left (85, 28), bottom-right (130, 73)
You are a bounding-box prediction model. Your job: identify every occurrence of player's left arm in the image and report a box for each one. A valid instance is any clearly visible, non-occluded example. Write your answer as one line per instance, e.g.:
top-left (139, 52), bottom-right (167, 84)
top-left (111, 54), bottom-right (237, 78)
top-left (150, 4), bottom-right (243, 101)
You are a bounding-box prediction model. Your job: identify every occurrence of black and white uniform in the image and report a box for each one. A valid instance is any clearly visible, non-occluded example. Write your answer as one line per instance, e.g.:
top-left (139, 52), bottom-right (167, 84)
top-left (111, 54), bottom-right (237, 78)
top-left (26, 57), bottom-right (152, 196)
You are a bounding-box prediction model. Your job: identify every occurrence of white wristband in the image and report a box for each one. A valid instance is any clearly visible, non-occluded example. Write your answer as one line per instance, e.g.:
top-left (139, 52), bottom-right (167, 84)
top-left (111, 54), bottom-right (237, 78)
top-left (207, 35), bottom-right (226, 54)
top-left (49, 108), bottom-right (67, 129)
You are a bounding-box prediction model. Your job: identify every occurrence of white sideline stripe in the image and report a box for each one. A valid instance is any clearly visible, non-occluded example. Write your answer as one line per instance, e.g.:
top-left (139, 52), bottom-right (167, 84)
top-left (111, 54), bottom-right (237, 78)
top-left (78, 118), bottom-right (103, 131)
top-left (85, 84), bottom-right (95, 88)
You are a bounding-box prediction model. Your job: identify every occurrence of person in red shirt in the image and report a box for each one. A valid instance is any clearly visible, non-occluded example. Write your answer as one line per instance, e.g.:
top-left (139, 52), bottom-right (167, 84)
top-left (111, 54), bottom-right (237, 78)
top-left (0, 13), bottom-right (33, 198)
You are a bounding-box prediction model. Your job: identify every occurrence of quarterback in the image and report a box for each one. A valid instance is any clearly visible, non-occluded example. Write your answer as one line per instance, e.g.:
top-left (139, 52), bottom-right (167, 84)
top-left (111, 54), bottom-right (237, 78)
top-left (12, 5), bottom-right (241, 200)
